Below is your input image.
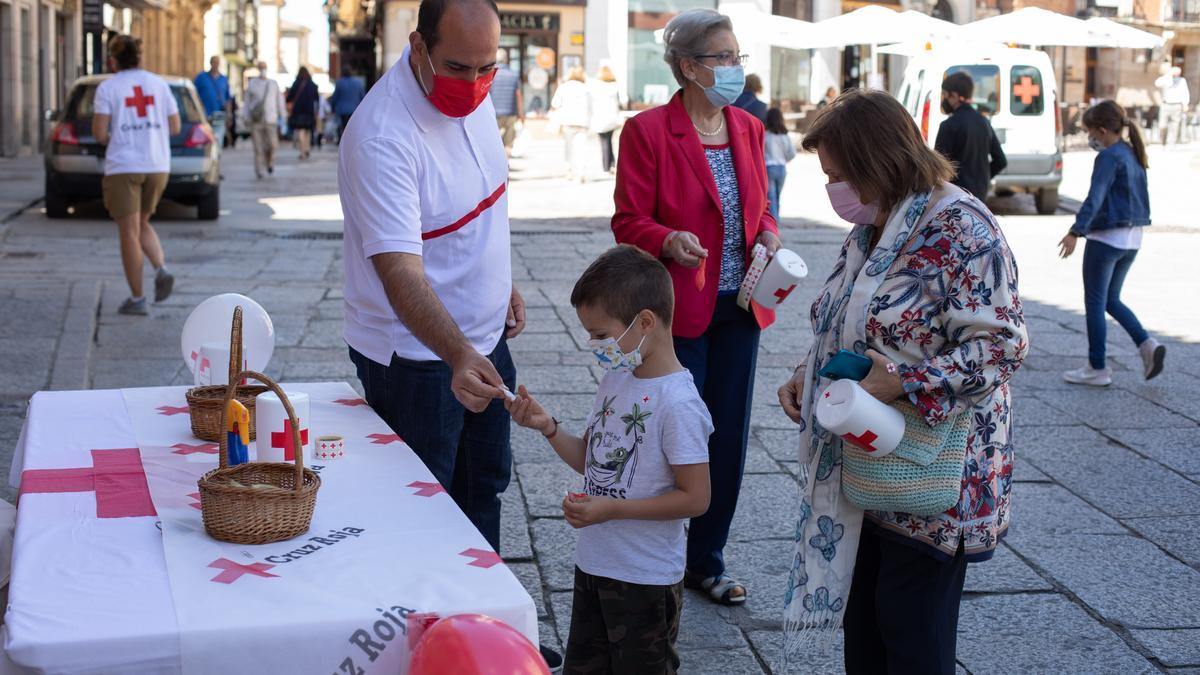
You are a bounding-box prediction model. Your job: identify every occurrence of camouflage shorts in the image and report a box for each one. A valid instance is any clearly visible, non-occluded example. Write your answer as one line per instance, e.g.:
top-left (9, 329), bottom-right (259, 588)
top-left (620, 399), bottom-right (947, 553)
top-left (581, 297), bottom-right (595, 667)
top-left (563, 567), bottom-right (683, 675)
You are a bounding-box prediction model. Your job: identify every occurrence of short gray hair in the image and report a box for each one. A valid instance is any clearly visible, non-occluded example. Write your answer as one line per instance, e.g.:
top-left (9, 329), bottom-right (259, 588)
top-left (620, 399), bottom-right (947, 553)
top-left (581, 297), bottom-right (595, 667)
top-left (662, 9), bottom-right (733, 87)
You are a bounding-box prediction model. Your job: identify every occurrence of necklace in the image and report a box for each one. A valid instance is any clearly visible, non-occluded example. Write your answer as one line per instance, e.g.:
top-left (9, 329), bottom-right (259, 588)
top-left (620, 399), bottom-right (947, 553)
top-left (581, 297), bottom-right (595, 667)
top-left (692, 116), bottom-right (725, 137)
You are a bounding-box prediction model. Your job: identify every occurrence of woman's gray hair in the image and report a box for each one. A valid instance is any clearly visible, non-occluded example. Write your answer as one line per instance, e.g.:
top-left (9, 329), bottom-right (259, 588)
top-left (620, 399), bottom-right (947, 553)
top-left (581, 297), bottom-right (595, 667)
top-left (662, 9), bottom-right (733, 87)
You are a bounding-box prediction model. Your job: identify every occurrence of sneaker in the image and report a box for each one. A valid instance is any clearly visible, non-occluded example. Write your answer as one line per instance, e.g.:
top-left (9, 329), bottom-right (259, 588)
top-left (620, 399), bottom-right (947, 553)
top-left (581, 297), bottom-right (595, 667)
top-left (539, 644), bottom-right (563, 674)
top-left (268, 165), bottom-right (274, 175)
top-left (118, 297), bottom-right (148, 316)
top-left (1139, 338), bottom-right (1167, 380)
top-left (154, 268), bottom-right (175, 303)
top-left (1063, 365), bottom-right (1112, 387)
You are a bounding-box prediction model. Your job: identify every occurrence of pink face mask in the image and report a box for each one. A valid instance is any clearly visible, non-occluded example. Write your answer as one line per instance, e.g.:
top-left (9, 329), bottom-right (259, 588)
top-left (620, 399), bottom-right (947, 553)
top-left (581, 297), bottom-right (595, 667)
top-left (826, 181), bottom-right (880, 225)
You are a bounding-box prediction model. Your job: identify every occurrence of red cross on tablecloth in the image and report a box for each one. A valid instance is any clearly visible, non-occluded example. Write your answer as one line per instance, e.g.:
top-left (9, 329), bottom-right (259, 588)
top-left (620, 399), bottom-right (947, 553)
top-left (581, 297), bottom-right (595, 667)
top-left (1013, 76), bottom-right (1041, 105)
top-left (19, 448), bottom-right (156, 518)
top-left (407, 481), bottom-right (446, 497)
top-left (459, 548), bottom-right (502, 569)
top-left (208, 558), bottom-right (278, 584)
top-left (187, 492), bottom-right (202, 510)
top-left (124, 86), bottom-right (155, 117)
top-left (172, 442), bottom-right (218, 456)
top-left (843, 430), bottom-right (879, 453)
top-left (774, 284), bottom-right (797, 304)
top-left (334, 398), bottom-right (367, 407)
top-left (367, 433), bottom-right (401, 445)
top-left (270, 419), bottom-right (309, 462)
top-left (157, 405), bottom-right (189, 416)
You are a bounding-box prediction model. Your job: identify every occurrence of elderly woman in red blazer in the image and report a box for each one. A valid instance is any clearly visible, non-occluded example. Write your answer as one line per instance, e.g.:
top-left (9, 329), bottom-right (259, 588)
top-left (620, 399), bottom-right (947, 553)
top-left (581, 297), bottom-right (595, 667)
top-left (611, 8), bottom-right (780, 606)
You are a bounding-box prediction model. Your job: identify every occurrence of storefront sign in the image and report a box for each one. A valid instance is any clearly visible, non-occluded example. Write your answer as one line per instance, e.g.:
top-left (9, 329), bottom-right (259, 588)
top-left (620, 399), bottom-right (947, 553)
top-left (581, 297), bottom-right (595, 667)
top-left (500, 12), bottom-right (559, 32)
top-left (536, 48), bottom-right (556, 70)
top-left (82, 0), bottom-right (103, 33)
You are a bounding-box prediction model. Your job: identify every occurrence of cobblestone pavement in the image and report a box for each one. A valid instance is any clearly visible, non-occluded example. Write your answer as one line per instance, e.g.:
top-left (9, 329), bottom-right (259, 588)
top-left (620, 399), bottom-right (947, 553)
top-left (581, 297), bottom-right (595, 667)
top-left (1, 141), bottom-right (1199, 673)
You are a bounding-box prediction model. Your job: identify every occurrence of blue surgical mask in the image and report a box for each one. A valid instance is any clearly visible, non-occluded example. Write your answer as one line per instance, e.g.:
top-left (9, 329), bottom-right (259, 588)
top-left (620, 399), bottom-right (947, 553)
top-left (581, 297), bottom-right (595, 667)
top-left (692, 63), bottom-right (745, 109)
top-left (587, 318), bottom-right (646, 372)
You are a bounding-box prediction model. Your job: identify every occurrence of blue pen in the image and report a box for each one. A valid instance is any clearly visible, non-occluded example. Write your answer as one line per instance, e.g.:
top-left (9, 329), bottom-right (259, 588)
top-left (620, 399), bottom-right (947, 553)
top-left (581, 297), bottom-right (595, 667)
top-left (225, 399), bottom-right (250, 466)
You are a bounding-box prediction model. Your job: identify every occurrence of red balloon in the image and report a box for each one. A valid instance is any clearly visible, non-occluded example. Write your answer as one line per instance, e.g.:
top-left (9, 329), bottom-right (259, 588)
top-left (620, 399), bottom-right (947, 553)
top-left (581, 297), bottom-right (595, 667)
top-left (410, 614), bottom-right (549, 675)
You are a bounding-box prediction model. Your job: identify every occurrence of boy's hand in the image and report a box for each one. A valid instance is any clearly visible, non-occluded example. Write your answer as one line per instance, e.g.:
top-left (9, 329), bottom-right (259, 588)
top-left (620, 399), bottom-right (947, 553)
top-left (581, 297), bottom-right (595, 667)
top-left (504, 385), bottom-right (555, 435)
top-left (562, 493), bottom-right (616, 529)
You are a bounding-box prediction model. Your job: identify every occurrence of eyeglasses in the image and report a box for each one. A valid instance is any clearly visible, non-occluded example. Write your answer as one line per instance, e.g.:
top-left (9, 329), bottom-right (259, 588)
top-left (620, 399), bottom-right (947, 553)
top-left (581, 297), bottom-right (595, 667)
top-left (693, 53), bottom-right (749, 67)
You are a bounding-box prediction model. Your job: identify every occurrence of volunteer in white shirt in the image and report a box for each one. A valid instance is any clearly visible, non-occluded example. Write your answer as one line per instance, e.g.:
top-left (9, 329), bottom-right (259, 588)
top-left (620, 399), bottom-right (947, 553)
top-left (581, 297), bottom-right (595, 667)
top-left (92, 35), bottom-right (179, 316)
top-left (338, 0), bottom-right (524, 552)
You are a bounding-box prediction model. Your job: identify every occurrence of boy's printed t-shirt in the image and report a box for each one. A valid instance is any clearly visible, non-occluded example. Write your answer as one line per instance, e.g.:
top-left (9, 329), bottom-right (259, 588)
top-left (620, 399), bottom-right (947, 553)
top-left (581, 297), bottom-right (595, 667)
top-left (575, 369), bottom-right (713, 586)
top-left (94, 69), bottom-right (178, 175)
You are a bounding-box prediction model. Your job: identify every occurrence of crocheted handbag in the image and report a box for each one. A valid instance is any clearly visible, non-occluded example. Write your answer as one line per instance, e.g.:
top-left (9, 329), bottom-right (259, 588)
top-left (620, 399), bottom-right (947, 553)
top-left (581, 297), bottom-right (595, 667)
top-left (840, 399), bottom-right (970, 516)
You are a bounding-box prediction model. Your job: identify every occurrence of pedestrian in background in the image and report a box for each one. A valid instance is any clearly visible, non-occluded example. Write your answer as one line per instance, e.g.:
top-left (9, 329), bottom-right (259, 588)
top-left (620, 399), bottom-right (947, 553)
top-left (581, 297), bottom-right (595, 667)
top-left (92, 35), bottom-right (178, 315)
top-left (287, 66), bottom-right (319, 160)
top-left (489, 50), bottom-right (523, 157)
top-left (732, 73), bottom-right (767, 124)
top-left (194, 55), bottom-right (230, 151)
top-left (778, 89), bottom-right (1027, 674)
top-left (1155, 64), bottom-right (1191, 145)
top-left (330, 66), bottom-right (366, 144)
top-left (613, 9), bottom-right (781, 607)
top-left (550, 67), bottom-right (591, 181)
top-left (934, 72), bottom-right (1007, 202)
top-left (763, 107), bottom-right (794, 221)
top-left (817, 86), bottom-right (837, 110)
top-left (242, 62), bottom-right (285, 179)
top-left (1058, 100), bottom-right (1164, 386)
top-left (589, 65), bottom-right (624, 174)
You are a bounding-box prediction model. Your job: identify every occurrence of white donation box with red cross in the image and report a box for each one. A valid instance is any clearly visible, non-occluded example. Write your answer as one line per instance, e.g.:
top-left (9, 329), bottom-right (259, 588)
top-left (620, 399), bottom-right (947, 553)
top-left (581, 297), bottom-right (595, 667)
top-left (255, 390), bottom-right (310, 461)
top-left (815, 379), bottom-right (905, 457)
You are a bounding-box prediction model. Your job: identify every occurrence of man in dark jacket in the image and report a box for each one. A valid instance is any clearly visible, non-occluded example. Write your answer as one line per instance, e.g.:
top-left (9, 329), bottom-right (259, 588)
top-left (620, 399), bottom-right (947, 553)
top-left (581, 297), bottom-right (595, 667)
top-left (934, 72), bottom-right (1007, 201)
top-left (733, 73), bottom-right (768, 124)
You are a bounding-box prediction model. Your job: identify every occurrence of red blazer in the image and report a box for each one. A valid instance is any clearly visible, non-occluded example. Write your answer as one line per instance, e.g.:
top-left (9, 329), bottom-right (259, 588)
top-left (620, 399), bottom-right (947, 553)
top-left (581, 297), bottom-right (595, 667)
top-left (612, 93), bottom-right (779, 338)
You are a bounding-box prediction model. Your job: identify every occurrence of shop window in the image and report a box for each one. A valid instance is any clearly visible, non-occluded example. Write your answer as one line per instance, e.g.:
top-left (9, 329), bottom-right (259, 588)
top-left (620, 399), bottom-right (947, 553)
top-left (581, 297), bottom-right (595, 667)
top-left (945, 64), bottom-right (1000, 115)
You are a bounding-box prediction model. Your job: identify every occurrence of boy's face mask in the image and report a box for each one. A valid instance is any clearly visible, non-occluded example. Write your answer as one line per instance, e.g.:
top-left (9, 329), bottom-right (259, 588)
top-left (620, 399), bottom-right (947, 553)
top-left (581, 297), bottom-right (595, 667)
top-left (587, 317), bottom-right (646, 372)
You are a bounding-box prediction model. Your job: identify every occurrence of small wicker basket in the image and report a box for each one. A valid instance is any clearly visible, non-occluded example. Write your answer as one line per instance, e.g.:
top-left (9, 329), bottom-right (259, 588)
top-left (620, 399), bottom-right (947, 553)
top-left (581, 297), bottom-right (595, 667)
top-left (185, 306), bottom-right (268, 442)
top-left (197, 371), bottom-right (321, 545)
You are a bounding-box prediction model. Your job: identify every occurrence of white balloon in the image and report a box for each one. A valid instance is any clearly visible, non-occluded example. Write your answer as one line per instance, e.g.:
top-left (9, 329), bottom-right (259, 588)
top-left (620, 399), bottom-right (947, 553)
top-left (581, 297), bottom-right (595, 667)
top-left (181, 294), bottom-right (275, 376)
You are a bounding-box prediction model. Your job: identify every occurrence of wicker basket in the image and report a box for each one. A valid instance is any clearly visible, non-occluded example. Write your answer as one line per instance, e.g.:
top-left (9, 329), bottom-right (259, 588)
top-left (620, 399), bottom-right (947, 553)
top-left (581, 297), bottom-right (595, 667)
top-left (198, 371), bottom-right (321, 544)
top-left (185, 306), bottom-right (268, 442)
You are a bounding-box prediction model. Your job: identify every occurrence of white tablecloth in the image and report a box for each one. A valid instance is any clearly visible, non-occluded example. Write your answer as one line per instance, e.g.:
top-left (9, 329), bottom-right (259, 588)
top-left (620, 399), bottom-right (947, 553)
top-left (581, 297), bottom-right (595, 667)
top-left (3, 383), bottom-right (537, 674)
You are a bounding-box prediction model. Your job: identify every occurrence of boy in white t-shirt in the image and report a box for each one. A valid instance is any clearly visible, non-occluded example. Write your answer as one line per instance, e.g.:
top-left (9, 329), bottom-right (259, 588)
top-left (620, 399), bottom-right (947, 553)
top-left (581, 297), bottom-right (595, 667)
top-left (92, 35), bottom-right (179, 315)
top-left (506, 245), bottom-right (713, 673)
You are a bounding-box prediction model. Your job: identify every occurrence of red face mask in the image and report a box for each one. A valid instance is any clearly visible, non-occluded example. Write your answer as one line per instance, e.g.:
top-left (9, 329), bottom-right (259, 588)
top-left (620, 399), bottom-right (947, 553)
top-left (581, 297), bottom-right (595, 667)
top-left (420, 50), bottom-right (495, 118)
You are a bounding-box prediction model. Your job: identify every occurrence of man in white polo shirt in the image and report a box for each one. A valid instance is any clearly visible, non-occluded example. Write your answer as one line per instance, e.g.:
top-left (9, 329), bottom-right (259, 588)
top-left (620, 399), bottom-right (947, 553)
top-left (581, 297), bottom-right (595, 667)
top-left (338, 0), bottom-right (523, 552)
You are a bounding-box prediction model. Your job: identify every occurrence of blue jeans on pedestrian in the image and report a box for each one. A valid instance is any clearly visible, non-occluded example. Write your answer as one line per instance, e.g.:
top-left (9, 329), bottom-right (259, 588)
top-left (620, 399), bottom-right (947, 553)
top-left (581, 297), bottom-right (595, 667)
top-left (766, 165), bottom-right (787, 222)
top-left (674, 293), bottom-right (761, 579)
top-left (348, 341), bottom-right (516, 551)
top-left (1083, 239), bottom-right (1149, 369)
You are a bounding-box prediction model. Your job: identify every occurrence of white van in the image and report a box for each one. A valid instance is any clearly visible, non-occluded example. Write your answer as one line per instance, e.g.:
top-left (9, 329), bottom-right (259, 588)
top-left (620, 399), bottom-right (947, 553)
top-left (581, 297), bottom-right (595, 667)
top-left (897, 46), bottom-right (1062, 214)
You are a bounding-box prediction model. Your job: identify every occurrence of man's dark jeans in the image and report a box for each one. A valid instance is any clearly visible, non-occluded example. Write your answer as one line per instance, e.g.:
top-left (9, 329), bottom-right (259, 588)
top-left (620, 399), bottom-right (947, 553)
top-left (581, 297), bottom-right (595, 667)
top-left (349, 341), bottom-right (515, 550)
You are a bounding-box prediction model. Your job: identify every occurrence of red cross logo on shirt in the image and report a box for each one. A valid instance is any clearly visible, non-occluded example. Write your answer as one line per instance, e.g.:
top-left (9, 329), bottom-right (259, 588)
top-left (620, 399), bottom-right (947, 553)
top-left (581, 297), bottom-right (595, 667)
top-left (18, 448), bottom-right (156, 518)
top-left (208, 557), bottom-right (278, 584)
top-left (270, 419), bottom-right (308, 462)
top-left (124, 86), bottom-right (156, 118)
top-left (1013, 77), bottom-right (1041, 106)
top-left (842, 430), bottom-right (880, 453)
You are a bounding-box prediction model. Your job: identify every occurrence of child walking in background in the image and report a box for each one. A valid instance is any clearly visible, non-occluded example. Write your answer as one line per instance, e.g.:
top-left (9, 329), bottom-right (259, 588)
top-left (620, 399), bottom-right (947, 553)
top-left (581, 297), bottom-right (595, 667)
top-left (764, 108), bottom-right (795, 221)
top-left (505, 245), bottom-right (712, 674)
top-left (1058, 100), bottom-right (1165, 386)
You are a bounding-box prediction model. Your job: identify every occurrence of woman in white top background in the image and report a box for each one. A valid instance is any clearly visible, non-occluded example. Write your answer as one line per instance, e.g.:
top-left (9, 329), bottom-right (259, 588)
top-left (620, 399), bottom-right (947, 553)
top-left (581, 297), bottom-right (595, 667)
top-left (550, 67), bottom-right (592, 181)
top-left (763, 107), bottom-right (795, 222)
top-left (589, 65), bottom-right (625, 175)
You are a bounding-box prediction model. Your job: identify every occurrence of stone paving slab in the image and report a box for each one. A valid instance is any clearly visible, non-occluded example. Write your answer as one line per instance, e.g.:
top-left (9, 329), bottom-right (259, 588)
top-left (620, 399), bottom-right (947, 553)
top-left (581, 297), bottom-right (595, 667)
top-left (964, 543), bottom-right (1053, 594)
top-left (1127, 628), bottom-right (1200, 668)
top-left (1104, 428), bottom-right (1200, 479)
top-left (1121, 516), bottom-right (1200, 568)
top-left (957, 594), bottom-right (1155, 673)
top-left (1008, 533), bottom-right (1200, 629)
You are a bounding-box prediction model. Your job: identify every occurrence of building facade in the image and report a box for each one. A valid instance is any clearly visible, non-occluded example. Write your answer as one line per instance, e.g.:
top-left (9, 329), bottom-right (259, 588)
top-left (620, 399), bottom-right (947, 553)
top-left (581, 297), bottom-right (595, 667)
top-left (0, 0), bottom-right (82, 156)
